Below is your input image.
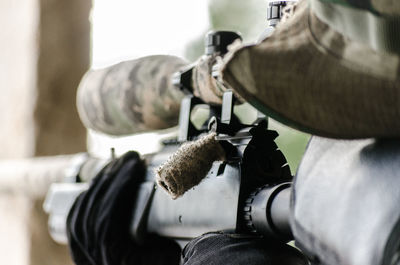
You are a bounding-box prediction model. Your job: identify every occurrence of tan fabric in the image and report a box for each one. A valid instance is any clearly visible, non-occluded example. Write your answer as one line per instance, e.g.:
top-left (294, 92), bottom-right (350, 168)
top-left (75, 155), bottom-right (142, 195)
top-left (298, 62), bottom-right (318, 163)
top-left (156, 133), bottom-right (225, 199)
top-left (191, 43), bottom-right (245, 104)
top-left (192, 55), bottom-right (225, 105)
top-left (371, 0), bottom-right (400, 16)
top-left (221, 0), bottom-right (400, 138)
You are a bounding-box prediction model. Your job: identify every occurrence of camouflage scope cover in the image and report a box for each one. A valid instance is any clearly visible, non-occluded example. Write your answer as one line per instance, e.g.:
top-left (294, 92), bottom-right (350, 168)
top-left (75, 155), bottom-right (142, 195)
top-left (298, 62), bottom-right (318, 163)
top-left (77, 55), bottom-right (188, 136)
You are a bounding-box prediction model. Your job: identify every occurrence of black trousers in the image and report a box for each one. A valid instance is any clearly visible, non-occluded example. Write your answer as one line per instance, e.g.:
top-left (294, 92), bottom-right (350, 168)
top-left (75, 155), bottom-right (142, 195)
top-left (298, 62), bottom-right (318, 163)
top-left (181, 233), bottom-right (309, 265)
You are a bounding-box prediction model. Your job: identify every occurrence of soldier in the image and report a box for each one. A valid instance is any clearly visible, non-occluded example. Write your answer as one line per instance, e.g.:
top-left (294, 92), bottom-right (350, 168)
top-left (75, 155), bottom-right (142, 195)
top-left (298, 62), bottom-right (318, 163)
top-left (73, 0), bottom-right (400, 264)
top-left (221, 0), bottom-right (400, 139)
top-left (184, 0), bottom-right (400, 264)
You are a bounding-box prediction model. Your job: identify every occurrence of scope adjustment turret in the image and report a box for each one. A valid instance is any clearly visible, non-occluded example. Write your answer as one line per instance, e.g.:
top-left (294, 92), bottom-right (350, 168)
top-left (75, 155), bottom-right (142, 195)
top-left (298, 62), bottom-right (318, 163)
top-left (205, 31), bottom-right (242, 56)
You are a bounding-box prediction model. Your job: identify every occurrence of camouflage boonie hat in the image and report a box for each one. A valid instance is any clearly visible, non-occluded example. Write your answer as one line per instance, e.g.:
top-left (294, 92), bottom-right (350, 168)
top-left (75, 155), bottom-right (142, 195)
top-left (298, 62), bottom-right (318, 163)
top-left (221, 0), bottom-right (400, 138)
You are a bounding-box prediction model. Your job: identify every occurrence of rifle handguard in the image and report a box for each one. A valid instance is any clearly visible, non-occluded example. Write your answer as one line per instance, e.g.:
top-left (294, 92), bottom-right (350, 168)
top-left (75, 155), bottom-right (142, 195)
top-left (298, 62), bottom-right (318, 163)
top-left (156, 132), bottom-right (225, 199)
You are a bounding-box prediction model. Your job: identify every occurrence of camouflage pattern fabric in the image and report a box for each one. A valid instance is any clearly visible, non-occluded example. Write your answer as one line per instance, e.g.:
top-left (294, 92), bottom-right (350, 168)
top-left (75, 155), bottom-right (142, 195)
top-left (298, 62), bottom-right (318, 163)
top-left (371, 0), bottom-right (400, 16)
top-left (77, 55), bottom-right (187, 136)
top-left (191, 53), bottom-right (245, 105)
top-left (221, 0), bottom-right (400, 138)
top-left (192, 55), bottom-right (225, 105)
top-left (312, 0), bottom-right (400, 54)
top-left (320, 0), bottom-right (400, 15)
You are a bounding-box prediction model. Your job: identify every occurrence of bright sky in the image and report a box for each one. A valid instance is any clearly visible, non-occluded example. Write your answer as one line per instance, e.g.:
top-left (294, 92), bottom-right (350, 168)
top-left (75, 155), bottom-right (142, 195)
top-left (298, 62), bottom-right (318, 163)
top-left (89, 0), bottom-right (210, 156)
top-left (91, 0), bottom-right (209, 68)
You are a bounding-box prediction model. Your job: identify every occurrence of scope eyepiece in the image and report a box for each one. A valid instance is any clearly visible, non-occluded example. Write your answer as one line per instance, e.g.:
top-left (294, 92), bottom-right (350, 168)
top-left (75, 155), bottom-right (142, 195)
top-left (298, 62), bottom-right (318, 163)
top-left (243, 182), bottom-right (293, 242)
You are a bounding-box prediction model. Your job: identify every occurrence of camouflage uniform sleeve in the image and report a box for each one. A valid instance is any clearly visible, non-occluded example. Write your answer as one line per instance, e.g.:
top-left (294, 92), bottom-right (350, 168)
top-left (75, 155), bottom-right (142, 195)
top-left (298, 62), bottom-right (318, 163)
top-left (320, 0), bottom-right (400, 15)
top-left (77, 55), bottom-right (188, 136)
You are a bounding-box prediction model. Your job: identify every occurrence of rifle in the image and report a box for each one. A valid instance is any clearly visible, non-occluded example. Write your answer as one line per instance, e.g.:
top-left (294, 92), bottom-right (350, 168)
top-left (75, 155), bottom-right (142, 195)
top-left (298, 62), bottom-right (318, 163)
top-left (44, 1), bottom-right (299, 249)
top-left (44, 57), bottom-right (295, 249)
top-left (41, 1), bottom-right (400, 264)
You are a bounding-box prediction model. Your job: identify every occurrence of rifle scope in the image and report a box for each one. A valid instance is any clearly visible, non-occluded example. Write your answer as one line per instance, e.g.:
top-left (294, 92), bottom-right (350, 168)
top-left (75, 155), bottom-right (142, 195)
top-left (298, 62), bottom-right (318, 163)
top-left (243, 182), bottom-right (293, 241)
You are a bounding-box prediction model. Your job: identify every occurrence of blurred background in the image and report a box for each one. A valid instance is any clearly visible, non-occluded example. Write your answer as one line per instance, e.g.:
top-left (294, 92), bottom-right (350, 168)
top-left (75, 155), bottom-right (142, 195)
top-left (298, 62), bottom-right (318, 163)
top-left (0, 0), bottom-right (308, 264)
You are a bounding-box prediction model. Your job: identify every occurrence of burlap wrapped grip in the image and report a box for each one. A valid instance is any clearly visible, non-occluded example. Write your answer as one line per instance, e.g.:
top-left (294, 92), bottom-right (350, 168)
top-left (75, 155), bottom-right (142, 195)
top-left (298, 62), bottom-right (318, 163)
top-left (156, 133), bottom-right (225, 199)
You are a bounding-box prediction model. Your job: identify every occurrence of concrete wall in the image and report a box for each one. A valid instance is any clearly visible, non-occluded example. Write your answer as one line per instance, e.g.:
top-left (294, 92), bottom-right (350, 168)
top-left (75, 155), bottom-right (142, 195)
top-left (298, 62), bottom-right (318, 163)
top-left (34, 0), bottom-right (90, 156)
top-left (0, 0), bottom-right (38, 160)
top-left (0, 0), bottom-right (91, 264)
